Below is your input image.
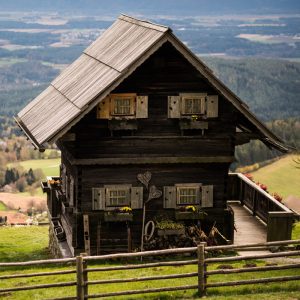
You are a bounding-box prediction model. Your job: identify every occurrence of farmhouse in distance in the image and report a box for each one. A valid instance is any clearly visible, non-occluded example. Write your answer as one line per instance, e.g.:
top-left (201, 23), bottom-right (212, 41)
top-left (15, 15), bottom-right (289, 257)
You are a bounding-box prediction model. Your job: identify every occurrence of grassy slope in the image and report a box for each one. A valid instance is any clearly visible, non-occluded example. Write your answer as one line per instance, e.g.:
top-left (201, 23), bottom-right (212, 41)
top-left (293, 222), bottom-right (300, 240)
top-left (0, 226), bottom-right (49, 262)
top-left (8, 158), bottom-right (60, 177)
top-left (251, 155), bottom-right (300, 198)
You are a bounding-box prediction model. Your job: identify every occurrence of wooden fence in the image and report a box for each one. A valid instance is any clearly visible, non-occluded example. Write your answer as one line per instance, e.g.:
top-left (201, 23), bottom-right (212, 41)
top-left (228, 173), bottom-right (294, 241)
top-left (0, 239), bottom-right (300, 299)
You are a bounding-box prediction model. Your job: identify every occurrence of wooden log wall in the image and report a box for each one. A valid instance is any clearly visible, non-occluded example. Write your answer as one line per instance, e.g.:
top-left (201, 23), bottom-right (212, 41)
top-left (56, 42), bottom-right (240, 254)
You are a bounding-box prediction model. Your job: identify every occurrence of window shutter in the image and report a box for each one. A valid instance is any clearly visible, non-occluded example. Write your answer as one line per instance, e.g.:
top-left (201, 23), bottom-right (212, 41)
top-left (69, 176), bottom-right (74, 206)
top-left (168, 96), bottom-right (181, 118)
top-left (92, 188), bottom-right (105, 210)
top-left (201, 185), bottom-right (213, 208)
top-left (163, 186), bottom-right (176, 208)
top-left (206, 95), bottom-right (218, 118)
top-left (136, 96), bottom-right (148, 118)
top-left (131, 187), bottom-right (143, 209)
top-left (97, 96), bottom-right (110, 119)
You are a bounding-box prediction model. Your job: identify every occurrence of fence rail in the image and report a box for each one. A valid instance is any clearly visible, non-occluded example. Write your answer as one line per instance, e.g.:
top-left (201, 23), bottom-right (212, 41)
top-left (0, 239), bottom-right (299, 299)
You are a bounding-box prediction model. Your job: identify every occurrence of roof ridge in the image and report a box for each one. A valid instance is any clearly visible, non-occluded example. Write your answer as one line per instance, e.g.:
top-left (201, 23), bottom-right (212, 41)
top-left (119, 14), bottom-right (170, 33)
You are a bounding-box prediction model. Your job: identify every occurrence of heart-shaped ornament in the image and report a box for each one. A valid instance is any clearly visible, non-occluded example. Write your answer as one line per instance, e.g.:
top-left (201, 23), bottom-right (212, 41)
top-left (147, 185), bottom-right (162, 202)
top-left (137, 171), bottom-right (152, 189)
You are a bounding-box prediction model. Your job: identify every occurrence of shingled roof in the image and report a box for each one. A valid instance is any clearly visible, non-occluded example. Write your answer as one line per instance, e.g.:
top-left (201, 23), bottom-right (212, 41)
top-left (15, 14), bottom-right (288, 152)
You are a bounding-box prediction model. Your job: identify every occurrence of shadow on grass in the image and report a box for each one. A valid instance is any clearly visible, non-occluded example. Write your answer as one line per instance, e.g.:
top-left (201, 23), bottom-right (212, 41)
top-left (207, 282), bottom-right (300, 298)
top-left (0, 247), bottom-right (51, 263)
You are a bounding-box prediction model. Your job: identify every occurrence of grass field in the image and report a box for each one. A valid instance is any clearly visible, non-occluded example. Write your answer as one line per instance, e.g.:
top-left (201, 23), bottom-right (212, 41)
top-left (8, 158), bottom-right (60, 177)
top-left (251, 155), bottom-right (300, 198)
top-left (0, 201), bottom-right (7, 211)
top-left (0, 226), bottom-right (49, 262)
top-left (293, 222), bottom-right (300, 240)
top-left (0, 226), bottom-right (299, 299)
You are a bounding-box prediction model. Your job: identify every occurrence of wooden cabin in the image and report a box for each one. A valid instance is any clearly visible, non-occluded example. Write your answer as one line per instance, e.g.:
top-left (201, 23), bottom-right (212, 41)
top-left (15, 15), bottom-right (288, 257)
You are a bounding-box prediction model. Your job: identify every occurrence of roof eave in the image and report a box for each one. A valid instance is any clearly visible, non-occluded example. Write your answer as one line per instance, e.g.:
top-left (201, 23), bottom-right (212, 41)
top-left (14, 116), bottom-right (45, 151)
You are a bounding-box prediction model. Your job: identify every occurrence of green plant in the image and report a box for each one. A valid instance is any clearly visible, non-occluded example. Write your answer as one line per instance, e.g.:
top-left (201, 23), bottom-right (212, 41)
top-left (156, 219), bottom-right (184, 230)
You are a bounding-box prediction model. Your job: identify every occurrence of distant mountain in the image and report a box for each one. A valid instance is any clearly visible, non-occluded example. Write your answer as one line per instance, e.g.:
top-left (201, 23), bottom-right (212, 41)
top-left (0, 0), bottom-right (299, 15)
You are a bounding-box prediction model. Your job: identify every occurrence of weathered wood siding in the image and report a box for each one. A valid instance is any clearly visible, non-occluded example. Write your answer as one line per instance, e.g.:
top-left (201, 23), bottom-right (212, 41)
top-left (56, 42), bottom-right (236, 254)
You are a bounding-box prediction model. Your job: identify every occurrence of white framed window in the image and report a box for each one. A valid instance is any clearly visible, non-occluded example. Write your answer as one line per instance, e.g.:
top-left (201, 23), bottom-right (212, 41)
top-left (181, 96), bottom-right (205, 115)
top-left (177, 187), bottom-right (198, 205)
top-left (107, 188), bottom-right (130, 206)
top-left (176, 183), bottom-right (201, 205)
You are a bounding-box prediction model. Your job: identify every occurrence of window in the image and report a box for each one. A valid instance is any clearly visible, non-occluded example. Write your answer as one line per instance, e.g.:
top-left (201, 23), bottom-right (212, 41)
top-left (111, 94), bottom-right (135, 116)
top-left (107, 189), bottom-right (129, 206)
top-left (92, 185), bottom-right (143, 210)
top-left (113, 98), bottom-right (132, 115)
top-left (181, 96), bottom-right (205, 115)
top-left (168, 94), bottom-right (218, 119)
top-left (97, 94), bottom-right (148, 120)
top-left (177, 187), bottom-right (197, 204)
top-left (164, 183), bottom-right (213, 208)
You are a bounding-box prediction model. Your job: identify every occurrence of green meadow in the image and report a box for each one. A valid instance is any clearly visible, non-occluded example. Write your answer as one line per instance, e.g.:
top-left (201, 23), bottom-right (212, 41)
top-left (251, 155), bottom-right (300, 198)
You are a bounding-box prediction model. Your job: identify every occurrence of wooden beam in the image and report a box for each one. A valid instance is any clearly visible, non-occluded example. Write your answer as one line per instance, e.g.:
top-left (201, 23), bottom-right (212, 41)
top-left (83, 215), bottom-right (90, 256)
top-left (73, 156), bottom-right (234, 165)
top-left (234, 132), bottom-right (261, 145)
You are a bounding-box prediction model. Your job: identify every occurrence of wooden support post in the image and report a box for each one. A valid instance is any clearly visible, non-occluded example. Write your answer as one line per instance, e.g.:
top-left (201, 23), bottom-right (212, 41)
top-left (77, 253), bottom-right (88, 300)
top-left (76, 255), bottom-right (84, 300)
top-left (82, 254), bottom-right (88, 300)
top-left (140, 203), bottom-right (146, 260)
top-left (96, 221), bottom-right (101, 255)
top-left (251, 189), bottom-right (257, 217)
top-left (83, 215), bottom-right (90, 256)
top-left (127, 224), bottom-right (132, 253)
top-left (197, 242), bottom-right (206, 297)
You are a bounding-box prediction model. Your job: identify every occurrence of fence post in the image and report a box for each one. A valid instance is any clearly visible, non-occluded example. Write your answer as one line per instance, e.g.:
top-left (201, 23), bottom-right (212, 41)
top-left (197, 242), bottom-right (206, 297)
top-left (76, 254), bottom-right (88, 300)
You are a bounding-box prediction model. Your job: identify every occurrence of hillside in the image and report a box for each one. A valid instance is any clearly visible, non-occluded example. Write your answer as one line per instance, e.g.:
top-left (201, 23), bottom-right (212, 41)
top-left (7, 158), bottom-right (60, 177)
top-left (251, 155), bottom-right (300, 198)
top-left (203, 58), bottom-right (300, 121)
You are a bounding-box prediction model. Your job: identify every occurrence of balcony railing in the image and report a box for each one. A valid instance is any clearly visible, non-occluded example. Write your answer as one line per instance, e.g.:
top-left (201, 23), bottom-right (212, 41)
top-left (228, 173), bottom-right (294, 242)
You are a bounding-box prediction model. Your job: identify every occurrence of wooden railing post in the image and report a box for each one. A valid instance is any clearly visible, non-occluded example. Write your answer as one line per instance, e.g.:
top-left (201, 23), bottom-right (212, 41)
top-left (76, 254), bottom-right (88, 300)
top-left (197, 242), bottom-right (206, 297)
top-left (76, 255), bottom-right (84, 300)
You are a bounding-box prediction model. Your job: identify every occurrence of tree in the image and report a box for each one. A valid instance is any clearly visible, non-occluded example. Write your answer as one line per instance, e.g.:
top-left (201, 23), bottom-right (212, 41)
top-left (25, 168), bottom-right (35, 185)
top-left (16, 176), bottom-right (27, 192)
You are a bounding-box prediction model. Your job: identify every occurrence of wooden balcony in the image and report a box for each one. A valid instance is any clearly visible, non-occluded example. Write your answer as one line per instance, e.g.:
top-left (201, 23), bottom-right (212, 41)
top-left (227, 173), bottom-right (294, 242)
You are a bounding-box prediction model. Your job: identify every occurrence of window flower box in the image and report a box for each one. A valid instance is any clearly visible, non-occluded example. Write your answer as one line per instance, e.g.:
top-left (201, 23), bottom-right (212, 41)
top-left (175, 211), bottom-right (206, 220)
top-left (157, 228), bottom-right (185, 236)
top-left (104, 212), bottom-right (133, 222)
top-left (179, 119), bottom-right (208, 130)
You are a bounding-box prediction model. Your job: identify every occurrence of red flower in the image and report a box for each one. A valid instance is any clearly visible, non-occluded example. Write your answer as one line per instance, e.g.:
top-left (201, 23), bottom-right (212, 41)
top-left (273, 193), bottom-right (283, 202)
top-left (244, 173), bottom-right (253, 181)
